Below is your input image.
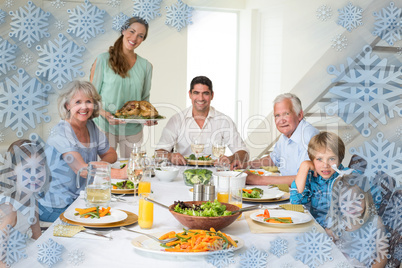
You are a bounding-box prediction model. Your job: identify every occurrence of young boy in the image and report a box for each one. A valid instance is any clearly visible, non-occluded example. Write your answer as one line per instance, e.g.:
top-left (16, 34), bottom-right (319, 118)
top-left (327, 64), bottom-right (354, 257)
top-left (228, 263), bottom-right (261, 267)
top-left (290, 131), bottom-right (353, 227)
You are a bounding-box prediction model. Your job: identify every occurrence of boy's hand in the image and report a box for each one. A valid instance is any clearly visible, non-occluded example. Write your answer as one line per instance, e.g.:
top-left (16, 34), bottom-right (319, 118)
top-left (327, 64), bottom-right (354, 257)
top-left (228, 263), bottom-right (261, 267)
top-left (301, 160), bottom-right (317, 177)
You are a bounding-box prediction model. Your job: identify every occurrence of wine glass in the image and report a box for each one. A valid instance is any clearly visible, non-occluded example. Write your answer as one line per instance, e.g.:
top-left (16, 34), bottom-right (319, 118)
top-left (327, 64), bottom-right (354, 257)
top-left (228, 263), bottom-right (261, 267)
top-left (212, 138), bottom-right (226, 171)
top-left (191, 138), bottom-right (204, 169)
top-left (128, 150), bottom-right (144, 205)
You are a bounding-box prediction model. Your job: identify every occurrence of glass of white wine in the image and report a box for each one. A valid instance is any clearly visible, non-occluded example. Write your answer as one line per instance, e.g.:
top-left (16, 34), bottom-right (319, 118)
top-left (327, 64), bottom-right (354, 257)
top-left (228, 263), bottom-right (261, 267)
top-left (212, 138), bottom-right (226, 171)
top-left (191, 138), bottom-right (204, 169)
top-left (128, 149), bottom-right (144, 205)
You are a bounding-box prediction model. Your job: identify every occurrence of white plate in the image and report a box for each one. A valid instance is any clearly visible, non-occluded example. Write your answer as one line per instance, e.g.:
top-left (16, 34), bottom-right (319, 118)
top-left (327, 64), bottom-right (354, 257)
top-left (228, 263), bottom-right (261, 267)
top-left (250, 209), bottom-right (312, 227)
top-left (242, 186), bottom-right (285, 201)
top-left (64, 208), bottom-right (128, 225)
top-left (115, 116), bottom-right (166, 124)
top-left (131, 232), bottom-right (244, 256)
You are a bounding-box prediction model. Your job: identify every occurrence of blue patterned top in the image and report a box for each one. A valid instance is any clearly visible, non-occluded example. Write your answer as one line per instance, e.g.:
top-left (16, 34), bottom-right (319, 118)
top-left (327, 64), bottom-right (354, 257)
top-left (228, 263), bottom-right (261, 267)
top-left (290, 164), bottom-right (349, 227)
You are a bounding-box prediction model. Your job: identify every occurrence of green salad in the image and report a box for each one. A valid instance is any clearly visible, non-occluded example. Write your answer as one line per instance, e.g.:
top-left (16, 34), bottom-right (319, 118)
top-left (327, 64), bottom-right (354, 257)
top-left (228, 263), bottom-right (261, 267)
top-left (112, 180), bottom-right (136, 189)
top-left (183, 169), bottom-right (213, 185)
top-left (242, 187), bottom-right (264, 198)
top-left (174, 200), bottom-right (232, 217)
top-left (187, 154), bottom-right (212, 161)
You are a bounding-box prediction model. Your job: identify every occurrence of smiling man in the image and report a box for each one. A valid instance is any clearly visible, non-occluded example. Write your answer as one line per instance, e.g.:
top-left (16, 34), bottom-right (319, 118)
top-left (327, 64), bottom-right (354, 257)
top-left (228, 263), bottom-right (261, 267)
top-left (236, 93), bottom-right (319, 186)
top-left (156, 76), bottom-right (248, 166)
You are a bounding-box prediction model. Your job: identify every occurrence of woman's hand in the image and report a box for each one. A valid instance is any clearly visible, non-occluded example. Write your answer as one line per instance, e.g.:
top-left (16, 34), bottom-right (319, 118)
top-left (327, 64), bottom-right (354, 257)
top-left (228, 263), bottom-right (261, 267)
top-left (144, 120), bottom-right (158, 126)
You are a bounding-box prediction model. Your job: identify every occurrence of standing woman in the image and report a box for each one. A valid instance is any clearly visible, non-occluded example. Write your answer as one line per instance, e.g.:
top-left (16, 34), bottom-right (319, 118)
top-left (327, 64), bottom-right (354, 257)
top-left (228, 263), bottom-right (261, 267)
top-left (90, 17), bottom-right (155, 158)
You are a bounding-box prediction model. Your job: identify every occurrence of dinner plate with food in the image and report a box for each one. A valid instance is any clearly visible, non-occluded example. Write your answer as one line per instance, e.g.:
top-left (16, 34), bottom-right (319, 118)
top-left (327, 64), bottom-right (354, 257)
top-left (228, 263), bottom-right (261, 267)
top-left (112, 180), bottom-right (137, 194)
top-left (64, 206), bottom-right (128, 225)
top-left (131, 229), bottom-right (244, 256)
top-left (242, 186), bottom-right (285, 201)
top-left (185, 154), bottom-right (214, 166)
top-left (250, 209), bottom-right (312, 227)
top-left (113, 100), bottom-right (165, 124)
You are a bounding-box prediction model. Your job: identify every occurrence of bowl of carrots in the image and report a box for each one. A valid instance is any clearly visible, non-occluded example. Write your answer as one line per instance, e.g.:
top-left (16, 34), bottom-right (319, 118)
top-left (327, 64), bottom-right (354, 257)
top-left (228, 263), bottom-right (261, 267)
top-left (168, 201), bottom-right (241, 231)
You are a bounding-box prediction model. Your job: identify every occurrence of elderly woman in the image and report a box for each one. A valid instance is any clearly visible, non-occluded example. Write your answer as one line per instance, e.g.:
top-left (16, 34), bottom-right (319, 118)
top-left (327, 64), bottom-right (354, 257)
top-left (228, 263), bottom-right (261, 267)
top-left (38, 81), bottom-right (127, 222)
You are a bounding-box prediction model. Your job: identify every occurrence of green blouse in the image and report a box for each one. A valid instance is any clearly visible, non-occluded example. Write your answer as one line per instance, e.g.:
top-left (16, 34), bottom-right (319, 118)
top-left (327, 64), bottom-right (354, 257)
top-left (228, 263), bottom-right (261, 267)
top-left (91, 52), bottom-right (153, 136)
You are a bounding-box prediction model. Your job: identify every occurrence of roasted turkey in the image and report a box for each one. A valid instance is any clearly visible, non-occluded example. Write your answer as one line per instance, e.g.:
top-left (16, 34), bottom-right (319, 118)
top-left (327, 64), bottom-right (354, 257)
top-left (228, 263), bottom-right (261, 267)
top-left (115, 100), bottom-right (159, 118)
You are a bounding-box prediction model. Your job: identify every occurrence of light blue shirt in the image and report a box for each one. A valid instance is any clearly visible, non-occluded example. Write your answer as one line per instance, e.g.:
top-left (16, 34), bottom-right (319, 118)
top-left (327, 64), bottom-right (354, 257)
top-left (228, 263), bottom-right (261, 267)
top-left (270, 119), bottom-right (319, 176)
top-left (39, 120), bottom-right (109, 209)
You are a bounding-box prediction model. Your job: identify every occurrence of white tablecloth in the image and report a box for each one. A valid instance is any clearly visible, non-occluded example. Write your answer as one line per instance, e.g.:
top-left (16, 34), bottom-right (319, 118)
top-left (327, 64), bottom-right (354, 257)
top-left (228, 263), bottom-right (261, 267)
top-left (16, 167), bottom-right (350, 268)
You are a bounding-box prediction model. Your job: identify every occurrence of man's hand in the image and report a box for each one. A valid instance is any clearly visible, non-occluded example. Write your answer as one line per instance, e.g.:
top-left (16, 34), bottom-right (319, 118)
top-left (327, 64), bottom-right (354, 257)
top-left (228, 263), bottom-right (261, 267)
top-left (144, 120), bottom-right (158, 126)
top-left (215, 155), bottom-right (231, 169)
top-left (104, 111), bottom-right (126, 125)
top-left (231, 159), bottom-right (247, 170)
top-left (170, 152), bottom-right (187, 166)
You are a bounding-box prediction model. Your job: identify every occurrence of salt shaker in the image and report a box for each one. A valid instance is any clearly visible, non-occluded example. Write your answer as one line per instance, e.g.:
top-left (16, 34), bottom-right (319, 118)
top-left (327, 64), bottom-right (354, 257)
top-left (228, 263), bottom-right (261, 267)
top-left (193, 184), bottom-right (204, 201)
top-left (203, 184), bottom-right (215, 202)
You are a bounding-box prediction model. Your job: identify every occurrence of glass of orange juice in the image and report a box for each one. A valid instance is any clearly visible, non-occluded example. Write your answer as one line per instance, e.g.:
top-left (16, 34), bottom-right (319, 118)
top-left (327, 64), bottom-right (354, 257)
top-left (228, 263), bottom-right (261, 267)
top-left (216, 176), bottom-right (230, 203)
top-left (138, 170), bottom-right (152, 195)
top-left (138, 193), bottom-right (153, 229)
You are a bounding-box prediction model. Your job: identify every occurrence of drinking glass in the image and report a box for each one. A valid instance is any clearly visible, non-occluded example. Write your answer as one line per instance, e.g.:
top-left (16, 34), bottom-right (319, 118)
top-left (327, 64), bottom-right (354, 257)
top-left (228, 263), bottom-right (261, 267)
top-left (128, 150), bottom-right (144, 204)
top-left (191, 138), bottom-right (204, 169)
top-left (212, 138), bottom-right (226, 170)
top-left (230, 185), bottom-right (243, 219)
top-left (216, 176), bottom-right (230, 203)
top-left (138, 169), bottom-right (152, 195)
top-left (154, 151), bottom-right (169, 169)
top-left (138, 193), bottom-right (153, 229)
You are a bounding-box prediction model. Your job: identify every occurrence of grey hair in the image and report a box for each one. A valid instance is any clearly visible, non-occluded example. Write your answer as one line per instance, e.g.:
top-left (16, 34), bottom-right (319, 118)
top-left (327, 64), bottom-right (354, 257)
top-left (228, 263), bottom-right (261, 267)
top-left (273, 93), bottom-right (302, 116)
top-left (58, 81), bottom-right (101, 120)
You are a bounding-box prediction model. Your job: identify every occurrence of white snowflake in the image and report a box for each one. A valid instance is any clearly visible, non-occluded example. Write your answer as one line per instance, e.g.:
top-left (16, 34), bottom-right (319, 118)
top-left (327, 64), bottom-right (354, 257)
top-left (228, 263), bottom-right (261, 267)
top-left (5, 0), bottom-right (14, 8)
top-left (37, 238), bottom-right (64, 267)
top-left (316, 5), bottom-right (332, 21)
top-left (133, 0), bottom-right (162, 23)
top-left (67, 0), bottom-right (105, 44)
top-left (36, 33), bottom-right (85, 89)
top-left (394, 243), bottom-right (402, 262)
top-left (55, 20), bottom-right (64, 31)
top-left (165, 0), bottom-right (193, 32)
top-left (349, 216), bottom-right (391, 266)
top-left (343, 132), bottom-right (352, 143)
top-left (0, 68), bottom-right (52, 137)
top-left (68, 249), bottom-right (85, 266)
top-left (107, 0), bottom-right (121, 8)
top-left (47, 126), bottom-right (57, 138)
top-left (51, 0), bottom-right (66, 9)
top-left (206, 248), bottom-right (235, 268)
top-left (337, 2), bottom-right (363, 32)
top-left (0, 9), bottom-right (5, 24)
top-left (239, 245), bottom-right (268, 268)
top-left (112, 12), bottom-right (129, 32)
top-left (326, 45), bottom-right (402, 137)
top-left (20, 53), bottom-right (33, 66)
top-left (270, 237), bottom-right (288, 258)
top-left (350, 132), bottom-right (401, 184)
top-left (380, 191), bottom-right (401, 234)
top-left (0, 36), bottom-right (17, 75)
top-left (372, 2), bottom-right (402, 46)
top-left (0, 132), bottom-right (4, 143)
top-left (331, 34), bottom-right (347, 51)
top-left (0, 224), bottom-right (28, 267)
top-left (294, 226), bottom-right (333, 268)
top-left (8, 1), bottom-right (50, 48)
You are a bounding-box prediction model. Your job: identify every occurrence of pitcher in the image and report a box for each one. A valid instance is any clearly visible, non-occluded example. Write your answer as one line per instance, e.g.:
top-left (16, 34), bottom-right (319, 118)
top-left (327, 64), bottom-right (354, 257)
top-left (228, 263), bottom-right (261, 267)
top-left (77, 161), bottom-right (111, 207)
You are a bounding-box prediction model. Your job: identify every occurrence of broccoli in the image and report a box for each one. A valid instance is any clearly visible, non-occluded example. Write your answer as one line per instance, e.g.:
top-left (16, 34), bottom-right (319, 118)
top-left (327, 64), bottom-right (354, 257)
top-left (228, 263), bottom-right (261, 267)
top-left (183, 169), bottom-right (213, 185)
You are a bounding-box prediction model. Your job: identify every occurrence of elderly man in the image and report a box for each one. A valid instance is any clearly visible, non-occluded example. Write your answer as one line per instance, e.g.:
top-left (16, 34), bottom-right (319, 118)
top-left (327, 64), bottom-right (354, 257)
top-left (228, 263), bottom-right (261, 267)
top-left (156, 76), bottom-right (249, 166)
top-left (235, 93), bottom-right (319, 186)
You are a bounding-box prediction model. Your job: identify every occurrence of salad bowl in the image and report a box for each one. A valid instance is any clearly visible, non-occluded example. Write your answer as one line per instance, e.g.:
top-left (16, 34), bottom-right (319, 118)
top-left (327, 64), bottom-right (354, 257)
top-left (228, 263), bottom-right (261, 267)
top-left (168, 201), bottom-right (241, 230)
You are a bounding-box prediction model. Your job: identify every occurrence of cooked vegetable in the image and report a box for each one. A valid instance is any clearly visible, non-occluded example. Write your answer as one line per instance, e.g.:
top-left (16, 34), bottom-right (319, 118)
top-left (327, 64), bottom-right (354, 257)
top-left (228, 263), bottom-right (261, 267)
top-left (159, 228), bottom-right (237, 252)
top-left (242, 187), bottom-right (264, 198)
top-left (120, 163), bottom-right (126, 168)
top-left (256, 209), bottom-right (292, 223)
top-left (74, 206), bottom-right (111, 218)
top-left (183, 169), bottom-right (212, 185)
top-left (173, 200), bottom-right (232, 217)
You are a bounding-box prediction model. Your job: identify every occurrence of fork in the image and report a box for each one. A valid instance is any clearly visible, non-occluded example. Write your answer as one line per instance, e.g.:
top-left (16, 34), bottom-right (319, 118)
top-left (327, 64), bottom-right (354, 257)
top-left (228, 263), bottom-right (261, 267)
top-left (111, 194), bottom-right (126, 202)
top-left (120, 227), bottom-right (178, 243)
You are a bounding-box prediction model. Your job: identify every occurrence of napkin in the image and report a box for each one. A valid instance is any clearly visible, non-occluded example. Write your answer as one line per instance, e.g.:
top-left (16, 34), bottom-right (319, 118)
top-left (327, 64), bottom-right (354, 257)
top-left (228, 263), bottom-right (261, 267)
top-left (53, 224), bottom-right (85, 237)
top-left (271, 184), bottom-right (289, 192)
top-left (278, 204), bottom-right (304, 213)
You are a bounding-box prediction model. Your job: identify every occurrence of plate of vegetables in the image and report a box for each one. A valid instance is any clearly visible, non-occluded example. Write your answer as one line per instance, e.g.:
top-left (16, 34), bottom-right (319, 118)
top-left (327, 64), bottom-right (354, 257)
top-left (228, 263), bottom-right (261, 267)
top-left (131, 229), bottom-right (244, 256)
top-left (111, 180), bottom-right (137, 194)
top-left (64, 206), bottom-right (128, 225)
top-left (185, 154), bottom-right (214, 166)
top-left (250, 209), bottom-right (312, 227)
top-left (242, 186), bottom-right (285, 201)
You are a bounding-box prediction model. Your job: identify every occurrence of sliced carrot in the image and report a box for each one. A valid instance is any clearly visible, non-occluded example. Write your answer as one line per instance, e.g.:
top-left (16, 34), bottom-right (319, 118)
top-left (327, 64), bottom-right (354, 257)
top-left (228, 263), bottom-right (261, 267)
top-left (99, 207), bottom-right (111, 217)
top-left (75, 207), bottom-right (97, 215)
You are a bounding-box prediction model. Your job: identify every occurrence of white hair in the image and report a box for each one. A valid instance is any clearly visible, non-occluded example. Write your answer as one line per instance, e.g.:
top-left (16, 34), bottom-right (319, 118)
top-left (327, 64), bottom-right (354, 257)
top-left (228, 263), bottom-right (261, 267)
top-left (273, 93), bottom-right (302, 115)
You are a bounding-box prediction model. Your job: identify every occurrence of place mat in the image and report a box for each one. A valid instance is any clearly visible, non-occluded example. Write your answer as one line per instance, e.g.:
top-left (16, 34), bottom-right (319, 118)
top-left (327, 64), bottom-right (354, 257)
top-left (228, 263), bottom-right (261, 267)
top-left (279, 204), bottom-right (304, 213)
top-left (244, 210), bottom-right (323, 233)
top-left (60, 210), bottom-right (138, 228)
top-left (271, 184), bottom-right (289, 193)
top-left (243, 192), bottom-right (290, 203)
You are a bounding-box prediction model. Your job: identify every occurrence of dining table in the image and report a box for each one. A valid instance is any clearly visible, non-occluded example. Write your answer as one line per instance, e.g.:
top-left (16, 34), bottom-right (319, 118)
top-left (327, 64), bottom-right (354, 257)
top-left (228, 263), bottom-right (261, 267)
top-left (15, 166), bottom-right (351, 268)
